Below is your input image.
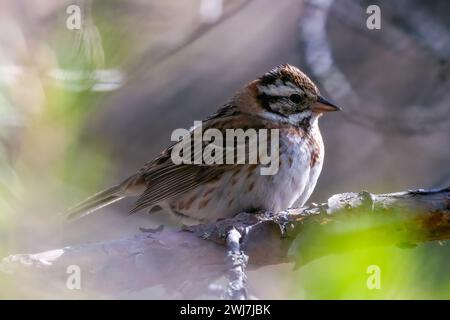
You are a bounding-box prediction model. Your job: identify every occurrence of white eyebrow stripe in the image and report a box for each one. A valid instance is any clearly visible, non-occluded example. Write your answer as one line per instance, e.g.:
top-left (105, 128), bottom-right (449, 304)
top-left (257, 80), bottom-right (302, 96)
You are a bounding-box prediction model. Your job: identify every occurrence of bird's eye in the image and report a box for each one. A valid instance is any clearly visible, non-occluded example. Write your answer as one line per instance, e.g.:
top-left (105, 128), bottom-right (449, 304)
top-left (289, 94), bottom-right (302, 104)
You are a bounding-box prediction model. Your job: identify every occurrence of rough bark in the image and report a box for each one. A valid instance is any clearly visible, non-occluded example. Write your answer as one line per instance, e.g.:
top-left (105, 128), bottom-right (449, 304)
top-left (1, 188), bottom-right (449, 298)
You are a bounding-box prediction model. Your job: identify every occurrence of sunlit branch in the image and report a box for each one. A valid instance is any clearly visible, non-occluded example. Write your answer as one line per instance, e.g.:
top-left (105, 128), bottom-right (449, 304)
top-left (1, 187), bottom-right (449, 298)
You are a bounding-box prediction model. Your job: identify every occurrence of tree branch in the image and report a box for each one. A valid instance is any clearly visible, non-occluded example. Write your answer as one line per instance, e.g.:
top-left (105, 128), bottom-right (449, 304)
top-left (1, 188), bottom-right (449, 298)
top-left (224, 227), bottom-right (248, 300)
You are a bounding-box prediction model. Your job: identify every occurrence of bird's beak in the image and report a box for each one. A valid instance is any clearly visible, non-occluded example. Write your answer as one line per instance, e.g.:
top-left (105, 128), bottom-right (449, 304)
top-left (311, 96), bottom-right (341, 113)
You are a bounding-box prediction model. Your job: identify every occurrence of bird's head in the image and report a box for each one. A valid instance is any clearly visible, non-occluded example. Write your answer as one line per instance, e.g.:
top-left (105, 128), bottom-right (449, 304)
top-left (240, 64), bottom-right (340, 125)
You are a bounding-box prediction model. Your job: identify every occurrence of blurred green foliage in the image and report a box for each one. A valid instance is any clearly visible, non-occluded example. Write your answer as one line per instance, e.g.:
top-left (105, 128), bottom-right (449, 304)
top-left (290, 214), bottom-right (450, 299)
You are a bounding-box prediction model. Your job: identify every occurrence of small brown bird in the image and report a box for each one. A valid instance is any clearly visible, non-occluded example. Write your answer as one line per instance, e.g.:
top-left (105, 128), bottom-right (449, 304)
top-left (66, 64), bottom-right (340, 223)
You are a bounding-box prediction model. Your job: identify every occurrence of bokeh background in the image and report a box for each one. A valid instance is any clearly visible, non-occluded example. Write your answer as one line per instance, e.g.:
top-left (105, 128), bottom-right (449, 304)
top-left (0, 0), bottom-right (449, 299)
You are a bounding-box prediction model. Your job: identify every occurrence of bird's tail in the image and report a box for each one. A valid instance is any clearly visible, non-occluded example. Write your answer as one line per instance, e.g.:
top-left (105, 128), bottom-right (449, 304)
top-left (65, 174), bottom-right (144, 221)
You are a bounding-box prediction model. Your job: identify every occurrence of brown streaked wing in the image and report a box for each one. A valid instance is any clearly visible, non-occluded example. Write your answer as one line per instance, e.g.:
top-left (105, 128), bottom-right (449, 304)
top-left (130, 105), bottom-right (252, 213)
top-left (130, 162), bottom-right (226, 213)
top-left (130, 108), bottom-right (288, 213)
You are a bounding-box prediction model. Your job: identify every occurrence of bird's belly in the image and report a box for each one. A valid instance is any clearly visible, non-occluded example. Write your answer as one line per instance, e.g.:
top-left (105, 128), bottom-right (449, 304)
top-left (164, 138), bottom-right (322, 224)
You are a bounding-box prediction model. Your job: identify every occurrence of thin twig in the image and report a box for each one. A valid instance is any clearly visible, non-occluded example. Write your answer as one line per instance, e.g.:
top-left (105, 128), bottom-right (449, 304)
top-left (224, 227), bottom-right (248, 300)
